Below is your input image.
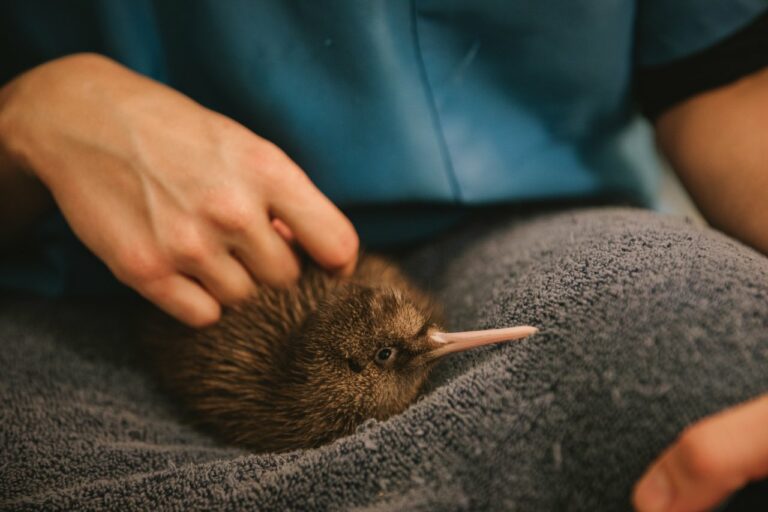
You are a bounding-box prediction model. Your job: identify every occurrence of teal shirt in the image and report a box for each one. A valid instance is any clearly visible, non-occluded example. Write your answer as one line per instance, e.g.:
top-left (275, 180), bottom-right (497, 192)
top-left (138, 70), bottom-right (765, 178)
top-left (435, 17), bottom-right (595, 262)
top-left (1, 0), bottom-right (766, 295)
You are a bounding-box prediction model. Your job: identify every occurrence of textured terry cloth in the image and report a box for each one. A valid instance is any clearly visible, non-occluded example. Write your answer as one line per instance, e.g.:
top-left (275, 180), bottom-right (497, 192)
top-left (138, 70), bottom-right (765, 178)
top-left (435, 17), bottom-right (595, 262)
top-left (2, 207), bottom-right (768, 511)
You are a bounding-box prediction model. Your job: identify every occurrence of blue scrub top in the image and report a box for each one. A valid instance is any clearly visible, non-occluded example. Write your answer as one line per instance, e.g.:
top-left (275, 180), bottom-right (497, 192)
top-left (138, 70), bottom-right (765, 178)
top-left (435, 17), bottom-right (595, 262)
top-left (1, 0), bottom-right (766, 296)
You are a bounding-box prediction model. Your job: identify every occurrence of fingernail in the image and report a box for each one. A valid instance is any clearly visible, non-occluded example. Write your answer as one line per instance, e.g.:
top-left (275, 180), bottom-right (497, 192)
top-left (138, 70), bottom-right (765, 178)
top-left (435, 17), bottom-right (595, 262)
top-left (634, 467), bottom-right (673, 512)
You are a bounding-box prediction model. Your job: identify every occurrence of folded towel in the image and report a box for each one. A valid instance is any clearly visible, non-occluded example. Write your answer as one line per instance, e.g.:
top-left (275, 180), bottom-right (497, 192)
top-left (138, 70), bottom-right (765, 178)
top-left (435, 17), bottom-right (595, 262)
top-left (2, 208), bottom-right (767, 510)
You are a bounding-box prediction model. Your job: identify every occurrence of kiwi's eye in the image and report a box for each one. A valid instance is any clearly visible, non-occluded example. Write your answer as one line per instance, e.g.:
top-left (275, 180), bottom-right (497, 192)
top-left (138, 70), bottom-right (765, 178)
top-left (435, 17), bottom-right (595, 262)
top-left (375, 347), bottom-right (396, 366)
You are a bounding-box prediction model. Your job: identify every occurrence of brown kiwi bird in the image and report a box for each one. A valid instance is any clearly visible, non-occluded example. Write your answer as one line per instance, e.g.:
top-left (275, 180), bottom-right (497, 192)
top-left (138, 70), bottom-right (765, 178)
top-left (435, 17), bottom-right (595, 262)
top-left (144, 254), bottom-right (537, 453)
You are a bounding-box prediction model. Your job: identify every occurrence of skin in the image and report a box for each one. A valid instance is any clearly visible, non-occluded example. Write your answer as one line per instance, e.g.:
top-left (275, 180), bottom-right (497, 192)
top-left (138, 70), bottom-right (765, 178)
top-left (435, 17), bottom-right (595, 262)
top-left (0, 51), bottom-right (765, 504)
top-left (0, 53), bottom-right (358, 327)
top-left (633, 66), bottom-right (768, 512)
top-left (633, 396), bottom-right (768, 512)
top-left (654, 66), bottom-right (768, 257)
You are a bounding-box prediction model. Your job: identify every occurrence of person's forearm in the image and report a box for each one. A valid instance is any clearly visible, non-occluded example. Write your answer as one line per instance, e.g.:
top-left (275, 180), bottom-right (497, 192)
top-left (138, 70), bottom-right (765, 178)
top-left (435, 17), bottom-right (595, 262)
top-left (655, 66), bottom-right (768, 256)
top-left (0, 77), bottom-right (53, 245)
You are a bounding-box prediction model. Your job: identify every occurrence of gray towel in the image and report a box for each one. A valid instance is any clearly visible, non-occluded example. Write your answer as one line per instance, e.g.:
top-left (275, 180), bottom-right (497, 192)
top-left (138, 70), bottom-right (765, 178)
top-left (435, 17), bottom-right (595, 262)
top-left (2, 208), bottom-right (768, 511)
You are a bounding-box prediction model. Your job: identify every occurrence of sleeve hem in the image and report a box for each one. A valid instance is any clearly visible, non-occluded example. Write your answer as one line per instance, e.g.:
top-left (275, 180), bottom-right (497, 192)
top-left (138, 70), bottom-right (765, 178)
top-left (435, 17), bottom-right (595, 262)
top-left (635, 11), bottom-right (768, 121)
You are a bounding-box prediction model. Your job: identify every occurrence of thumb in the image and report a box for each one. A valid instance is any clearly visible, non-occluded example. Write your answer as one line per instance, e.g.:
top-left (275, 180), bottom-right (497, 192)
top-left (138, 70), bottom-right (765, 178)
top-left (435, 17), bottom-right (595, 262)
top-left (633, 394), bottom-right (768, 512)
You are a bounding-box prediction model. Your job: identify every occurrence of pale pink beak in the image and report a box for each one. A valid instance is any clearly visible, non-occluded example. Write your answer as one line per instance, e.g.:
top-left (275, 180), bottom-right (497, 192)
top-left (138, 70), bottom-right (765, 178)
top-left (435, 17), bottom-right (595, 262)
top-left (425, 325), bottom-right (538, 360)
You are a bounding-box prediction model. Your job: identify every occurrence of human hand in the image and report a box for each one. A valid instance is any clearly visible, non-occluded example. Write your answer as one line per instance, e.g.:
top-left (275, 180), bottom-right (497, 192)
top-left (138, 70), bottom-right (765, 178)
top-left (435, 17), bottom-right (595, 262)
top-left (0, 53), bottom-right (358, 327)
top-left (633, 394), bottom-right (768, 512)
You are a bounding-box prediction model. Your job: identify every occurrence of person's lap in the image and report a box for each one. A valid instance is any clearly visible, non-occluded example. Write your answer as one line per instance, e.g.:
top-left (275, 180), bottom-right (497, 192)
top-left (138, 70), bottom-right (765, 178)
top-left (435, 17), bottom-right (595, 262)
top-left (405, 206), bottom-right (768, 509)
top-left (1, 207), bottom-right (767, 510)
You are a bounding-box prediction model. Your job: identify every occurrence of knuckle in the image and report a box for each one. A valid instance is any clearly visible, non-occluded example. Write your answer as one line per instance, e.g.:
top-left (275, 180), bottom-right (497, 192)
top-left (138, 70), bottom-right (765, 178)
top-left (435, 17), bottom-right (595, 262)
top-left (169, 223), bottom-right (210, 266)
top-left (260, 164), bottom-right (292, 195)
top-left (112, 246), bottom-right (169, 285)
top-left (204, 192), bottom-right (257, 233)
top-left (676, 426), bottom-right (722, 480)
top-left (244, 140), bottom-right (297, 189)
top-left (248, 137), bottom-right (285, 166)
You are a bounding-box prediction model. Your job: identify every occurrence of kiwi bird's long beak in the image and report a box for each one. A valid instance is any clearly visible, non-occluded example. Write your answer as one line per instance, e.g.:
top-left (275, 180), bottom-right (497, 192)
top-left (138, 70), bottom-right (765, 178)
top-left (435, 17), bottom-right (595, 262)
top-left (427, 325), bottom-right (538, 359)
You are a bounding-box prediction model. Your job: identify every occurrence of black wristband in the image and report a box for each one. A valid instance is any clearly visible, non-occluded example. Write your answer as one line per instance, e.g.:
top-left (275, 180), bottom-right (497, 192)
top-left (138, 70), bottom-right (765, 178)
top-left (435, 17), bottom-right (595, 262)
top-left (635, 11), bottom-right (768, 121)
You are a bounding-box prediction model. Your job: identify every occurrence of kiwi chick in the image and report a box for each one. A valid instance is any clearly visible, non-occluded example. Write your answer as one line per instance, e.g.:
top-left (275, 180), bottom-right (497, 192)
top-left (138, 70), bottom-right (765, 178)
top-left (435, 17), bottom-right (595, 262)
top-left (143, 254), bottom-right (536, 453)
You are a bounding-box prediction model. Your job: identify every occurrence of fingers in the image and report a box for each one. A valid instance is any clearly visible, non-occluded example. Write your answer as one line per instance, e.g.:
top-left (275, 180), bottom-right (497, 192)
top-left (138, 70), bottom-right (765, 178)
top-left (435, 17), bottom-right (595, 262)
top-left (139, 274), bottom-right (221, 328)
top-left (264, 161), bottom-right (359, 276)
top-left (176, 249), bottom-right (256, 305)
top-left (107, 239), bottom-right (222, 327)
top-left (163, 213), bottom-right (300, 309)
top-left (228, 213), bottom-right (301, 286)
top-left (633, 394), bottom-right (768, 512)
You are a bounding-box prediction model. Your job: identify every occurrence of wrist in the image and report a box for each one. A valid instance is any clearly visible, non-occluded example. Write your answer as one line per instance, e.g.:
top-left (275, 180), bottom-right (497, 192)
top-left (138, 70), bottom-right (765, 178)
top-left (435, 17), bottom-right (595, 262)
top-left (0, 75), bottom-right (25, 175)
top-left (0, 66), bottom-right (56, 240)
top-left (0, 53), bottom-right (116, 184)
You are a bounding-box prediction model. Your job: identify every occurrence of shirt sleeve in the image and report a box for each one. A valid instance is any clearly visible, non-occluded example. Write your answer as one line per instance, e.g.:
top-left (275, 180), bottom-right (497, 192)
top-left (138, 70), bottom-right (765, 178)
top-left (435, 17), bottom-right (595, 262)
top-left (633, 0), bottom-right (768, 120)
top-left (634, 0), bottom-right (768, 67)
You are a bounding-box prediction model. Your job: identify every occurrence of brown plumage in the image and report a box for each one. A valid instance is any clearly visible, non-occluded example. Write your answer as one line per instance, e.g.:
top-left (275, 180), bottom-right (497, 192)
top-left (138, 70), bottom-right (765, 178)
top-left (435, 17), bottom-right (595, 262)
top-left (143, 254), bottom-right (536, 453)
